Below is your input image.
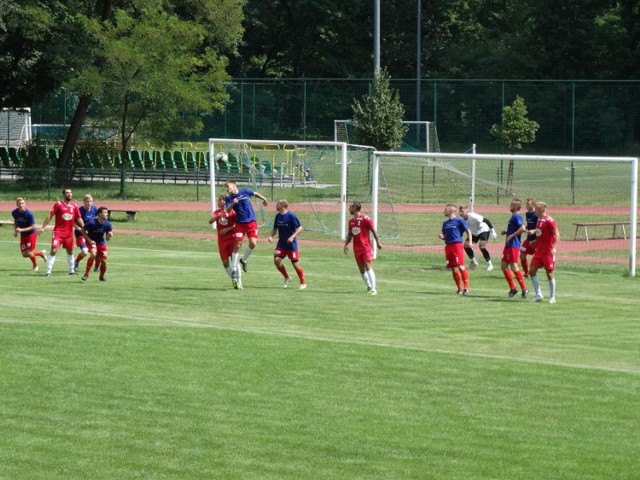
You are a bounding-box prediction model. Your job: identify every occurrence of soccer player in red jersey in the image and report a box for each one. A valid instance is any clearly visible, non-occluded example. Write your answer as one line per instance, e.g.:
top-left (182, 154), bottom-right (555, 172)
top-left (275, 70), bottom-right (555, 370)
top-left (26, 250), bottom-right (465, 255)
top-left (39, 188), bottom-right (84, 277)
top-left (209, 194), bottom-right (237, 285)
top-left (11, 197), bottom-right (48, 271)
top-left (501, 199), bottom-right (529, 298)
top-left (343, 202), bottom-right (382, 295)
top-left (439, 203), bottom-right (471, 295)
top-left (529, 202), bottom-right (560, 304)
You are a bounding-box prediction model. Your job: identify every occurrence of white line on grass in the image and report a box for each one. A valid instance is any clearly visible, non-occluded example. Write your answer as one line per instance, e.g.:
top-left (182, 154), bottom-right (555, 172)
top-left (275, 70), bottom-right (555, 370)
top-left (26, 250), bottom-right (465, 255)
top-left (1, 312), bottom-right (639, 376)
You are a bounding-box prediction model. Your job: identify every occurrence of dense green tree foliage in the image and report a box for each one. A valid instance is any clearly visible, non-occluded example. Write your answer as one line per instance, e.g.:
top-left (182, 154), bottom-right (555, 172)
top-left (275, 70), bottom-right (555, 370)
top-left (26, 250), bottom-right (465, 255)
top-left (352, 70), bottom-right (407, 151)
top-left (0, 0), bottom-right (95, 106)
top-left (232, 0), bottom-right (640, 80)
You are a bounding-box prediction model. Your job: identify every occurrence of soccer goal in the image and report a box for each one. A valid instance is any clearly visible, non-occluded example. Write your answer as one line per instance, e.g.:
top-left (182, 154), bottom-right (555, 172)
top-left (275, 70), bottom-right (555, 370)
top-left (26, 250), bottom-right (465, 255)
top-left (0, 108), bottom-right (31, 148)
top-left (371, 150), bottom-right (638, 276)
top-left (334, 119), bottom-right (440, 152)
top-left (208, 139), bottom-right (400, 241)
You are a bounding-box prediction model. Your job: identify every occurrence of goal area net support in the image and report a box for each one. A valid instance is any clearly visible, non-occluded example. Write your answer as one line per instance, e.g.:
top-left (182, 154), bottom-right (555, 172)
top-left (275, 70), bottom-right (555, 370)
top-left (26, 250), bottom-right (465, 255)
top-left (372, 151), bottom-right (638, 277)
top-left (207, 138), bottom-right (637, 276)
top-left (208, 139), bottom-right (399, 241)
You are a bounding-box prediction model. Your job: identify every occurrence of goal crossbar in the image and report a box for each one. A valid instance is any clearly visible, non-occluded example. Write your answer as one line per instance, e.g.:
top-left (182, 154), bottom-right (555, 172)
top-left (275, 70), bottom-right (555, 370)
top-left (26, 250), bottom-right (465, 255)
top-left (208, 138), bottom-right (350, 239)
top-left (373, 151), bottom-right (638, 277)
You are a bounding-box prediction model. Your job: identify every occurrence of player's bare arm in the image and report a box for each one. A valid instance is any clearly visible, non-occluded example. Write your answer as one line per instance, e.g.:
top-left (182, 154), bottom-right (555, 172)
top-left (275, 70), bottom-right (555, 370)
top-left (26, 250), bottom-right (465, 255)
top-left (39, 213), bottom-right (53, 233)
top-left (343, 232), bottom-right (353, 253)
top-left (254, 192), bottom-right (269, 206)
top-left (287, 226), bottom-right (303, 244)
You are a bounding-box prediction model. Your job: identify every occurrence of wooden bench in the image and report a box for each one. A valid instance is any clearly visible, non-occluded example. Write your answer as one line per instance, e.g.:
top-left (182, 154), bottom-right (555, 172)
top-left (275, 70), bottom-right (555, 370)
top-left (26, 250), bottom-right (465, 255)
top-left (573, 221), bottom-right (631, 241)
top-left (108, 209), bottom-right (138, 221)
top-left (0, 220), bottom-right (53, 230)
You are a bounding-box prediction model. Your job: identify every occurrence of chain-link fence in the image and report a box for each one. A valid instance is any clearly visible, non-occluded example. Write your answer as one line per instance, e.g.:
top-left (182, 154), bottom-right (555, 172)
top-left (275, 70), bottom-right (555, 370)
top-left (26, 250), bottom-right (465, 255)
top-left (27, 79), bottom-right (640, 156)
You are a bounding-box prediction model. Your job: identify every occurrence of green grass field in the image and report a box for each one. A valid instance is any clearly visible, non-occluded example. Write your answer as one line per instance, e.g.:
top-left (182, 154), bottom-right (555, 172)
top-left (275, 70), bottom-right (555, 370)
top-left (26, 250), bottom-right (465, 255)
top-left (1, 226), bottom-right (639, 479)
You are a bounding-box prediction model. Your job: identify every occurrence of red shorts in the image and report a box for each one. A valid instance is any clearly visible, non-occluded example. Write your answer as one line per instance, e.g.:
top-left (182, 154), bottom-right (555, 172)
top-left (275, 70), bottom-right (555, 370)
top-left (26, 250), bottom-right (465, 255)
top-left (76, 235), bottom-right (88, 249)
top-left (20, 232), bottom-right (38, 253)
top-left (520, 239), bottom-right (536, 255)
top-left (233, 221), bottom-right (259, 242)
top-left (531, 253), bottom-right (555, 271)
top-left (90, 242), bottom-right (108, 260)
top-left (217, 235), bottom-right (235, 261)
top-left (354, 248), bottom-right (373, 265)
top-left (445, 242), bottom-right (464, 268)
top-left (52, 233), bottom-right (74, 251)
top-left (274, 247), bottom-right (300, 262)
top-left (502, 246), bottom-right (521, 264)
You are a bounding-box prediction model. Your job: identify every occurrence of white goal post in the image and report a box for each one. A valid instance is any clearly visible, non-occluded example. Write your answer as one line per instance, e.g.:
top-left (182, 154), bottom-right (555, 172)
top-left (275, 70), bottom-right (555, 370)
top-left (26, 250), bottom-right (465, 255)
top-left (208, 139), bottom-right (351, 239)
top-left (372, 151), bottom-right (638, 277)
top-left (334, 119), bottom-right (440, 152)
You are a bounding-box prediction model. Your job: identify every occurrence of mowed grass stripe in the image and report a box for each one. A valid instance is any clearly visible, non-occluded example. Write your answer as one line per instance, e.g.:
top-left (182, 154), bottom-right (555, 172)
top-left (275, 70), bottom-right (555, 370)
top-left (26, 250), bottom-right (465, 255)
top-left (1, 231), bottom-right (639, 479)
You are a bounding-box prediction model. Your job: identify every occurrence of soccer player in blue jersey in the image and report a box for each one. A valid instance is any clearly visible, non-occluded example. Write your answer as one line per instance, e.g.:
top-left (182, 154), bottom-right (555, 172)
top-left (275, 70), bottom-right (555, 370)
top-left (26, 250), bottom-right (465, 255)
top-left (501, 199), bottom-right (529, 298)
top-left (11, 197), bottom-right (48, 271)
top-left (520, 197), bottom-right (538, 277)
top-left (80, 206), bottom-right (113, 282)
top-left (268, 199), bottom-right (306, 289)
top-left (439, 203), bottom-right (471, 295)
top-left (73, 194), bottom-right (98, 274)
top-left (224, 180), bottom-right (269, 289)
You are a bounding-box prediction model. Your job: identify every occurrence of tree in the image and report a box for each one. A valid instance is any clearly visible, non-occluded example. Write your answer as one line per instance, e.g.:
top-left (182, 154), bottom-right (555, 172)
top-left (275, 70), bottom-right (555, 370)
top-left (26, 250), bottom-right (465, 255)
top-left (490, 95), bottom-right (539, 194)
top-left (351, 69), bottom-right (407, 151)
top-left (0, 0), bottom-right (94, 107)
top-left (54, 0), bottom-right (244, 190)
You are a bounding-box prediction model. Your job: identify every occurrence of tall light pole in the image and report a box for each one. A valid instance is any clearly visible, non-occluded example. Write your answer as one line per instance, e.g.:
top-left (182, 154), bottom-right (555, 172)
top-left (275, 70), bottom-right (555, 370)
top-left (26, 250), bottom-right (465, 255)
top-left (416, 0), bottom-right (422, 123)
top-left (374, 0), bottom-right (380, 73)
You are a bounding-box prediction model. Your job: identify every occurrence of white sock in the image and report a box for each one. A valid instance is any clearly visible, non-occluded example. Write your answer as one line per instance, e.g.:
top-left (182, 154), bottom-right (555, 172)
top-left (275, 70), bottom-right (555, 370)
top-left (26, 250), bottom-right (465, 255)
top-left (531, 275), bottom-right (541, 296)
top-left (67, 254), bottom-right (74, 271)
top-left (242, 246), bottom-right (254, 262)
top-left (549, 278), bottom-right (556, 297)
top-left (47, 254), bottom-right (56, 271)
top-left (366, 269), bottom-right (376, 290)
top-left (231, 252), bottom-right (239, 269)
top-left (362, 273), bottom-right (371, 289)
top-left (225, 266), bottom-right (234, 278)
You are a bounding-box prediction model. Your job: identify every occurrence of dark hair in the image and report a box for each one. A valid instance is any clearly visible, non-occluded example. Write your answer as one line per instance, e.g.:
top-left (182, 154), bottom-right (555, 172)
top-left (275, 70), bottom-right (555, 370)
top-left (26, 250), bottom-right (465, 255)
top-left (97, 206), bottom-right (109, 215)
top-left (351, 202), bottom-right (362, 211)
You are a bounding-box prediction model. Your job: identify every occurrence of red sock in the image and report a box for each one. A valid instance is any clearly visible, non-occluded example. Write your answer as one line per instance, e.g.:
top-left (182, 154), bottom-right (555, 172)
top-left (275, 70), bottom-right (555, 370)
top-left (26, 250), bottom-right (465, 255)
top-left (35, 251), bottom-right (46, 259)
top-left (99, 263), bottom-right (107, 279)
top-left (296, 266), bottom-right (305, 284)
top-left (277, 264), bottom-right (288, 278)
top-left (515, 270), bottom-right (527, 290)
top-left (452, 269), bottom-right (462, 290)
top-left (503, 269), bottom-right (516, 290)
top-left (461, 268), bottom-right (469, 289)
top-left (85, 258), bottom-right (94, 275)
top-left (29, 254), bottom-right (38, 267)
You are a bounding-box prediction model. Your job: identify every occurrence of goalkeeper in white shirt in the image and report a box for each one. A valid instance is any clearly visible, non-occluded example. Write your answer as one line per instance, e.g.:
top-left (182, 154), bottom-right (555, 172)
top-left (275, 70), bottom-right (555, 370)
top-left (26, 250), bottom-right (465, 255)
top-left (458, 205), bottom-right (497, 271)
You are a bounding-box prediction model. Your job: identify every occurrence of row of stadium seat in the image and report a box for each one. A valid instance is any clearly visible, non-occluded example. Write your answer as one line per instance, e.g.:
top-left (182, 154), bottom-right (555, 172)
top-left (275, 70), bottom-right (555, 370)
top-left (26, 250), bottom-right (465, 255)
top-left (1, 145), bottom-right (279, 181)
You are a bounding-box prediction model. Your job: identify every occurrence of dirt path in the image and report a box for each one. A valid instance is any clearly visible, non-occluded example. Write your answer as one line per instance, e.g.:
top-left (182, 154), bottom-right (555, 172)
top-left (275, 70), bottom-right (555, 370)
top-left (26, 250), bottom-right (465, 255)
top-left (2, 200), bottom-right (635, 260)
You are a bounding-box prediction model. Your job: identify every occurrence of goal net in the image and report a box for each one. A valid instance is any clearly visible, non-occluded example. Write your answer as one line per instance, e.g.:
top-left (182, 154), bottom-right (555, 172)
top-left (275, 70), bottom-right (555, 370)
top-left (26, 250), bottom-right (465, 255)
top-left (334, 120), bottom-right (440, 152)
top-left (372, 151), bottom-right (638, 276)
top-left (208, 139), bottom-right (400, 240)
